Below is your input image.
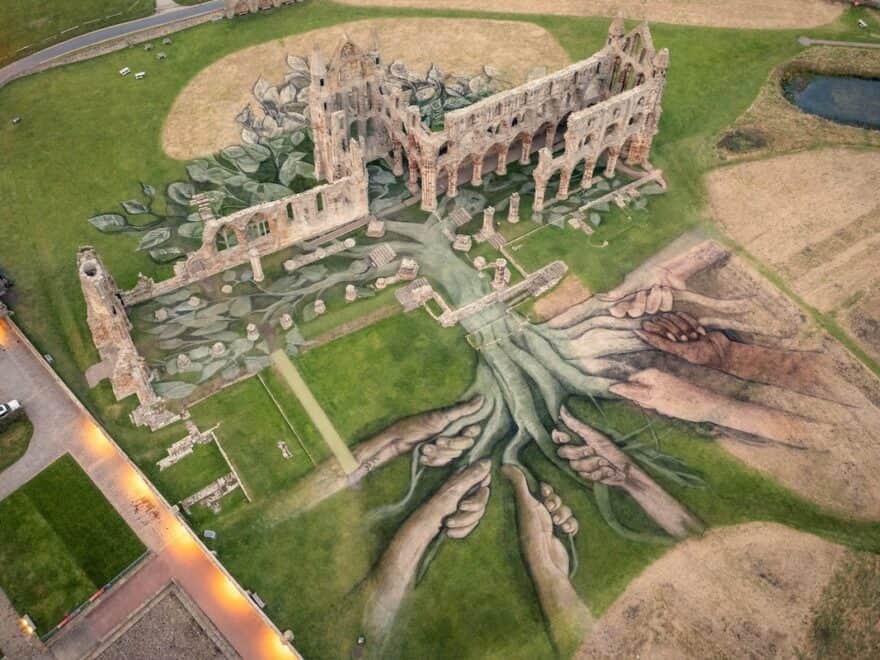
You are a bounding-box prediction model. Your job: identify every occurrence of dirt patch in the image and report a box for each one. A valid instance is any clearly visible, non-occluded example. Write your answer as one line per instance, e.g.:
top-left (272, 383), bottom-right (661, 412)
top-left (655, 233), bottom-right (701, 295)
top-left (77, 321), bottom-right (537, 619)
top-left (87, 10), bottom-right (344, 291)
top-left (579, 522), bottom-right (847, 659)
top-left (532, 275), bottom-right (592, 321)
top-left (162, 18), bottom-right (570, 160)
top-left (337, 0), bottom-right (843, 29)
top-left (718, 47), bottom-right (880, 160)
top-left (707, 147), bottom-right (880, 362)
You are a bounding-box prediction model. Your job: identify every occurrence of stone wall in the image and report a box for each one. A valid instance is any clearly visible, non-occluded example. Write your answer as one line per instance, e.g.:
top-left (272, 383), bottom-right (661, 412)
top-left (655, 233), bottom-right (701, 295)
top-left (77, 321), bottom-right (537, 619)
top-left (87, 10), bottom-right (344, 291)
top-left (78, 247), bottom-right (179, 430)
top-left (308, 15), bottom-right (667, 212)
top-left (223, 0), bottom-right (301, 19)
top-left (122, 140), bottom-right (369, 306)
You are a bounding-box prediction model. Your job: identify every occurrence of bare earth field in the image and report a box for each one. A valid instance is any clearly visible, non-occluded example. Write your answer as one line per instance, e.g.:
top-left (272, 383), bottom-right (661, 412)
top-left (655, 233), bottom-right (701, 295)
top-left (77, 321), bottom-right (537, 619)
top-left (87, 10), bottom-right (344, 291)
top-left (162, 18), bottom-right (570, 159)
top-left (336, 0), bottom-right (843, 29)
top-left (707, 148), bottom-right (880, 362)
top-left (532, 274), bottom-right (592, 321)
top-left (579, 523), bottom-right (848, 659)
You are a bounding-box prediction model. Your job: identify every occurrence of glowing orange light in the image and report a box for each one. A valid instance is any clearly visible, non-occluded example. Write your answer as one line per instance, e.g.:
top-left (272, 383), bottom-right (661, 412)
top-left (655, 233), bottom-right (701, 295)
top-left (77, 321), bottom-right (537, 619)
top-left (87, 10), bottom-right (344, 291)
top-left (123, 464), bottom-right (153, 500)
top-left (0, 320), bottom-right (9, 347)
top-left (19, 617), bottom-right (35, 636)
top-left (261, 629), bottom-right (298, 659)
top-left (81, 419), bottom-right (115, 459)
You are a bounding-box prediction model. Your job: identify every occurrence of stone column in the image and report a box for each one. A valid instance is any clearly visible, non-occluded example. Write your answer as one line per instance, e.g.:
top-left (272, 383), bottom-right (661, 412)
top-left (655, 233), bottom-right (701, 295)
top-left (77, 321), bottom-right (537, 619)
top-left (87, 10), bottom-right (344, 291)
top-left (408, 159), bottom-right (420, 194)
top-left (492, 258), bottom-right (508, 291)
top-left (508, 193), bottom-right (520, 223)
top-left (495, 145), bottom-right (509, 176)
top-left (558, 169), bottom-right (572, 201)
top-left (519, 135), bottom-right (533, 164)
top-left (627, 134), bottom-right (651, 165)
top-left (604, 147), bottom-right (620, 177)
top-left (447, 164), bottom-right (459, 198)
top-left (533, 177), bottom-right (547, 212)
top-left (482, 206), bottom-right (496, 235)
top-left (249, 248), bottom-right (264, 283)
top-left (392, 144), bottom-right (404, 176)
top-left (421, 166), bottom-right (438, 212)
top-left (580, 159), bottom-right (597, 189)
top-left (545, 126), bottom-right (557, 152)
top-left (471, 155), bottom-right (484, 186)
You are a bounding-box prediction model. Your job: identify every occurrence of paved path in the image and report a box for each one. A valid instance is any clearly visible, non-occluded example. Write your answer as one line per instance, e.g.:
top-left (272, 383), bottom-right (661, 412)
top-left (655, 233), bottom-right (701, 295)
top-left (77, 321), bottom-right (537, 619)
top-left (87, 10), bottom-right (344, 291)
top-left (270, 350), bottom-right (360, 474)
top-left (798, 36), bottom-right (880, 48)
top-left (0, 587), bottom-right (53, 660)
top-left (0, 325), bottom-right (79, 500)
top-left (0, 1), bottom-right (223, 88)
top-left (0, 319), bottom-right (299, 659)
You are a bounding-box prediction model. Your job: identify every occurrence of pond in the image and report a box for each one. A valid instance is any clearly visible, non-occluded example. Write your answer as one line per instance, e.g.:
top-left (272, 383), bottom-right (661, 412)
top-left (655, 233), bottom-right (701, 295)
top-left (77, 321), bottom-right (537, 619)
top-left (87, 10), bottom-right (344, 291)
top-left (783, 73), bottom-right (880, 130)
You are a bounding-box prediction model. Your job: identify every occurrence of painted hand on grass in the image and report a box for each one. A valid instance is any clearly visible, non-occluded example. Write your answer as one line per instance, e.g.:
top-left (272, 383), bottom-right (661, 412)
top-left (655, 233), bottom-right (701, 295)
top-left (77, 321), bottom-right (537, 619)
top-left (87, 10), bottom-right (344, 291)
top-left (420, 424), bottom-right (481, 468)
top-left (558, 406), bottom-right (703, 539)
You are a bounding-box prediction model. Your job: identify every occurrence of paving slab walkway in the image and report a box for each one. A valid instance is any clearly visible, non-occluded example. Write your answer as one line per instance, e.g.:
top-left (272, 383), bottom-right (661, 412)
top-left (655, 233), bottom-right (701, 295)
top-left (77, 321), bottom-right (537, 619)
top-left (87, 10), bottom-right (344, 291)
top-left (0, 587), bottom-right (53, 660)
top-left (0, 319), bottom-right (299, 659)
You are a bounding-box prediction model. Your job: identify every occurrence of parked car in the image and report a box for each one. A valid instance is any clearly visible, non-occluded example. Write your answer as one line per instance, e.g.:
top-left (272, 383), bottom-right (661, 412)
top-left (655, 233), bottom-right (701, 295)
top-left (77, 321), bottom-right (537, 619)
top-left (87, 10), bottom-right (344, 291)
top-left (0, 400), bottom-right (21, 419)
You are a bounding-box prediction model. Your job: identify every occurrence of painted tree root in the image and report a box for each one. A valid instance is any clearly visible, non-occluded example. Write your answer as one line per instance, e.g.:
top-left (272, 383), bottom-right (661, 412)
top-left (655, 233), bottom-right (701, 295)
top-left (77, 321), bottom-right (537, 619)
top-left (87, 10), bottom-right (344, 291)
top-left (266, 395), bottom-right (483, 521)
top-left (259, 223), bottom-right (852, 653)
top-left (504, 465), bottom-right (593, 656)
top-left (362, 460), bottom-right (492, 644)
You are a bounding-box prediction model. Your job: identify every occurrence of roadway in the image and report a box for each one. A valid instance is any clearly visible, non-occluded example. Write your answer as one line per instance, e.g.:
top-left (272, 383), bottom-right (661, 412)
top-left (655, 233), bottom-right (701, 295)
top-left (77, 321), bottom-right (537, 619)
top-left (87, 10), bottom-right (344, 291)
top-left (0, 1), bottom-right (224, 88)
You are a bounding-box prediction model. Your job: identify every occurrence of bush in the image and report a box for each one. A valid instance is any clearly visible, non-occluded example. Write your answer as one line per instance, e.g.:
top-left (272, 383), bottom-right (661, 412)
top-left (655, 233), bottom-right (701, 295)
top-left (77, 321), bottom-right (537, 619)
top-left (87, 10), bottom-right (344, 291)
top-left (0, 407), bottom-right (24, 433)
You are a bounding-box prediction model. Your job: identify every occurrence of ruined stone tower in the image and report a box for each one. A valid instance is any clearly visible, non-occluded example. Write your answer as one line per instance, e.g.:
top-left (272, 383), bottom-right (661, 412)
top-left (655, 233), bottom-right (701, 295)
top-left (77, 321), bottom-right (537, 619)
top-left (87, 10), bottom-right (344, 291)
top-left (78, 247), bottom-right (176, 429)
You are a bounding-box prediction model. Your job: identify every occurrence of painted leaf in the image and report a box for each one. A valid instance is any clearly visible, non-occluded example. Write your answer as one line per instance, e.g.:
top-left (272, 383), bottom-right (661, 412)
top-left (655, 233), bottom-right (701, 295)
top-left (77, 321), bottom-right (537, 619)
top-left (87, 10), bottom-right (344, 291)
top-left (138, 227), bottom-right (172, 251)
top-left (244, 143), bottom-right (272, 162)
top-left (294, 161), bottom-right (315, 179)
top-left (229, 297), bottom-right (252, 318)
top-left (167, 181), bottom-right (195, 206)
top-left (222, 145), bottom-right (248, 160)
top-left (141, 182), bottom-right (156, 198)
top-left (153, 381), bottom-right (196, 400)
top-left (88, 213), bottom-right (128, 233)
top-left (122, 199), bottom-right (150, 215)
top-left (149, 247), bottom-right (185, 263)
top-left (178, 222), bottom-right (204, 240)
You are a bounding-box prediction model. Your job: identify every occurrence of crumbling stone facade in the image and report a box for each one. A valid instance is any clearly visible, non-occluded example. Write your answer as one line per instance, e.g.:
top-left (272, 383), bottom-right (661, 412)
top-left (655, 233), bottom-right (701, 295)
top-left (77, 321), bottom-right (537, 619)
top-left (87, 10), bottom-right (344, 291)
top-left (309, 16), bottom-right (667, 212)
top-left (78, 247), bottom-right (179, 430)
top-left (122, 140), bottom-right (370, 306)
top-left (223, 0), bottom-right (300, 19)
top-left (81, 139), bottom-right (369, 429)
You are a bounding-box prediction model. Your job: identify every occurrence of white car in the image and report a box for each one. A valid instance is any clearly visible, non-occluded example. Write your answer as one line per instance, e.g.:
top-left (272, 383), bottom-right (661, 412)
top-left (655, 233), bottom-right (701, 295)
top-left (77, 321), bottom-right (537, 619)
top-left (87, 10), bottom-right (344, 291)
top-left (0, 400), bottom-right (21, 419)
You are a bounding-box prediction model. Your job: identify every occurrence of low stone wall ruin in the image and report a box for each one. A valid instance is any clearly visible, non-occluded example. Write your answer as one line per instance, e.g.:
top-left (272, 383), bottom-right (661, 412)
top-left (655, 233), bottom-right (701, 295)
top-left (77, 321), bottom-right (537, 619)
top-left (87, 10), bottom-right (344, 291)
top-left (122, 141), bottom-right (369, 306)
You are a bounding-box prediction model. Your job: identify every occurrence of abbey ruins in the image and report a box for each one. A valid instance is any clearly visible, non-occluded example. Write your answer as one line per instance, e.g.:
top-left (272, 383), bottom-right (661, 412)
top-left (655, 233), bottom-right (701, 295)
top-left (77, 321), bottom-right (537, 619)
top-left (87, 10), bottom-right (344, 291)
top-left (78, 17), bottom-right (667, 430)
top-left (309, 15), bottom-right (667, 211)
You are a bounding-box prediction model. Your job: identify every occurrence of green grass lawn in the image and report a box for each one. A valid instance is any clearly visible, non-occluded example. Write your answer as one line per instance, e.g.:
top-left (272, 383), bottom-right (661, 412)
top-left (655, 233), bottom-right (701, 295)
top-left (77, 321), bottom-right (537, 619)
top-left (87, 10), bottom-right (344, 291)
top-left (0, 414), bottom-right (32, 472)
top-left (0, 455), bottom-right (145, 631)
top-left (0, 0), bottom-right (155, 67)
top-left (0, 0), bottom-right (878, 656)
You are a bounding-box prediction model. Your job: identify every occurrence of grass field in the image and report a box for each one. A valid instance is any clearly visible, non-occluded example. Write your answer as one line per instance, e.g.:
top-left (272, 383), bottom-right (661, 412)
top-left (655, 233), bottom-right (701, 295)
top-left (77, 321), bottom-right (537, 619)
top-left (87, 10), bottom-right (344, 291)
top-left (0, 1), bottom-right (878, 656)
top-left (0, 0), bottom-right (155, 67)
top-left (0, 455), bottom-right (145, 631)
top-left (0, 414), bottom-right (32, 473)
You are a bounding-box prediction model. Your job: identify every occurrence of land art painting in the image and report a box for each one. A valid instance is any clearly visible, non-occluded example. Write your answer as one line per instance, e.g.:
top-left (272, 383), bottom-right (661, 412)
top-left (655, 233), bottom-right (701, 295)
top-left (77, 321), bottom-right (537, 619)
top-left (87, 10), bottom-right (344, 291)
top-left (3, 2), bottom-right (880, 659)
